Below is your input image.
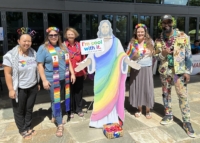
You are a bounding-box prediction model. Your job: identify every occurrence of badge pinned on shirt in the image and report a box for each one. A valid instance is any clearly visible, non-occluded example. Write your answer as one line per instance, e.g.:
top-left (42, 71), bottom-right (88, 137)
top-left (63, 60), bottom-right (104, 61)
top-left (65, 53), bottom-right (69, 60)
top-left (52, 55), bottom-right (58, 62)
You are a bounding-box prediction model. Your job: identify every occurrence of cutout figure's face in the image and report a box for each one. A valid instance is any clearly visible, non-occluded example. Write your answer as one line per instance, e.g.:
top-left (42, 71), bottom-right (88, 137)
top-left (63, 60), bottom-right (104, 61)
top-left (136, 27), bottom-right (145, 41)
top-left (101, 22), bottom-right (110, 37)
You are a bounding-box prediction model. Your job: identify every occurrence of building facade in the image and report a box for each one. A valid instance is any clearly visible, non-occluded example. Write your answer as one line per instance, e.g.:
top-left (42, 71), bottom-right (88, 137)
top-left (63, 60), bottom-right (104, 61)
top-left (0, 0), bottom-right (200, 61)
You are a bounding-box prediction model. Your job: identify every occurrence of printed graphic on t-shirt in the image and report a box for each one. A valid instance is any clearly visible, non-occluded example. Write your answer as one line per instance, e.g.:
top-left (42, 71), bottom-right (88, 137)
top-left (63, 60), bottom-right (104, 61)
top-left (19, 60), bottom-right (26, 67)
top-left (19, 59), bottom-right (36, 68)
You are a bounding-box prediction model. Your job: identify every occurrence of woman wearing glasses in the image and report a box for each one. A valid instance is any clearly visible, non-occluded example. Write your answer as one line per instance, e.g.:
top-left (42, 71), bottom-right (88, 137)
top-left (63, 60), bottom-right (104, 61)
top-left (63, 27), bottom-right (87, 118)
top-left (36, 27), bottom-right (76, 137)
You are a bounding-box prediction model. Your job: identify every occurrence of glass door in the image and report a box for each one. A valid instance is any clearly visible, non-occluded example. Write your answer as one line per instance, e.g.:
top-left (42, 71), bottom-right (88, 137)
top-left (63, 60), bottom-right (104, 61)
top-left (69, 14), bottom-right (82, 41)
top-left (0, 13), bottom-right (3, 63)
top-left (48, 13), bottom-right (63, 39)
top-left (116, 15), bottom-right (128, 50)
top-left (6, 12), bottom-right (23, 50)
top-left (28, 12), bottom-right (44, 51)
top-left (86, 14), bottom-right (98, 39)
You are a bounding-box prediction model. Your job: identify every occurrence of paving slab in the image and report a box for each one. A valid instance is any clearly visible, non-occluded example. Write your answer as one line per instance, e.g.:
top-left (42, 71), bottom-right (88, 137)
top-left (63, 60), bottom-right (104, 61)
top-left (0, 134), bottom-right (22, 143)
top-left (130, 127), bottom-right (176, 143)
top-left (23, 127), bottom-right (75, 143)
top-left (65, 121), bottom-right (105, 143)
top-left (87, 131), bottom-right (135, 143)
top-left (158, 123), bottom-right (193, 142)
top-left (2, 122), bottom-right (18, 137)
top-left (134, 112), bottom-right (162, 127)
top-left (123, 113), bottom-right (149, 132)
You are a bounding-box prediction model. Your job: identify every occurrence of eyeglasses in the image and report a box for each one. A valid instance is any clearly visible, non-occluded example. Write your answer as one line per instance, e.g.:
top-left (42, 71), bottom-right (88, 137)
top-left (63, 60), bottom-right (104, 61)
top-left (48, 34), bottom-right (58, 38)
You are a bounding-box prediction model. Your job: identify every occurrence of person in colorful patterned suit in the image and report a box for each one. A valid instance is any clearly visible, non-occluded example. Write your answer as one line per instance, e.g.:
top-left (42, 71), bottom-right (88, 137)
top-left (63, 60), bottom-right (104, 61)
top-left (154, 14), bottom-right (195, 138)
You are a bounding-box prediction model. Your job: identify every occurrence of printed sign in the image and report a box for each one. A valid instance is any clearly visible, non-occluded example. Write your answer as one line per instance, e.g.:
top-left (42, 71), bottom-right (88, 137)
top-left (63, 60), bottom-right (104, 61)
top-left (80, 38), bottom-right (104, 55)
top-left (191, 54), bottom-right (200, 75)
top-left (0, 27), bottom-right (3, 41)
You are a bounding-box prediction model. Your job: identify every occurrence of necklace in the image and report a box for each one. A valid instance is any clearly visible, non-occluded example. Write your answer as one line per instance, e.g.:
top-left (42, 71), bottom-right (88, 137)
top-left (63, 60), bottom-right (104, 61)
top-left (127, 40), bottom-right (146, 59)
top-left (160, 29), bottom-right (177, 51)
top-left (134, 39), bottom-right (146, 57)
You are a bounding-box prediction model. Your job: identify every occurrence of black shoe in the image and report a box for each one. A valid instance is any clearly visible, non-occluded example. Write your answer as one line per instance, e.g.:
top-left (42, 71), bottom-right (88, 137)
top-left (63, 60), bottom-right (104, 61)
top-left (160, 115), bottom-right (173, 125)
top-left (183, 122), bottom-right (196, 138)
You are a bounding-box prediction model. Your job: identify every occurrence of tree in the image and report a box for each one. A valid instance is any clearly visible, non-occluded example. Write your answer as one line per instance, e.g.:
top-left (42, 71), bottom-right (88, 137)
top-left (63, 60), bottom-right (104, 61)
top-left (189, 0), bottom-right (200, 6)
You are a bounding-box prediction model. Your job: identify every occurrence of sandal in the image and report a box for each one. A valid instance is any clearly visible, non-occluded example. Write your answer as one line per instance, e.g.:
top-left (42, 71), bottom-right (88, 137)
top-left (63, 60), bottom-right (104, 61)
top-left (146, 112), bottom-right (152, 119)
top-left (78, 112), bottom-right (84, 117)
top-left (70, 113), bottom-right (74, 118)
top-left (20, 131), bottom-right (32, 140)
top-left (56, 125), bottom-right (64, 137)
top-left (135, 112), bottom-right (141, 118)
top-left (28, 129), bottom-right (37, 136)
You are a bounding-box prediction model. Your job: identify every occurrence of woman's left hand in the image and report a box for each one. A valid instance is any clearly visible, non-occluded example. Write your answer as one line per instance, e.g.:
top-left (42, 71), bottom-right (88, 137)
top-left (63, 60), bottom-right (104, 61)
top-left (71, 74), bottom-right (76, 84)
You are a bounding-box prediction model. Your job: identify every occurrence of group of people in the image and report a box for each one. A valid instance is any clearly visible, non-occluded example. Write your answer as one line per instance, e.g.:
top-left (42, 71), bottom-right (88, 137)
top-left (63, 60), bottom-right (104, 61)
top-left (3, 27), bottom-right (86, 139)
top-left (2, 14), bottom-right (196, 140)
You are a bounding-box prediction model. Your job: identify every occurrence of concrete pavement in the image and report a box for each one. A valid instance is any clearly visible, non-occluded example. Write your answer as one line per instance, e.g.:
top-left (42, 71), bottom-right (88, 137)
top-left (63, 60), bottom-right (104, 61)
top-left (0, 75), bottom-right (200, 143)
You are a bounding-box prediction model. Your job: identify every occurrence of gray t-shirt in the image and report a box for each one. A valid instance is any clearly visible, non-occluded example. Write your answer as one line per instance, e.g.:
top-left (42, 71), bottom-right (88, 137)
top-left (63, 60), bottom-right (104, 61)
top-left (3, 52), bottom-right (37, 89)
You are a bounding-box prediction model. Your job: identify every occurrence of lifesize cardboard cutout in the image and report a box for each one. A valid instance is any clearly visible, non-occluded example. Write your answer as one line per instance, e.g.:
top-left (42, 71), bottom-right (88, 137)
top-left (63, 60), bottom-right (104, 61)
top-left (75, 20), bottom-right (141, 128)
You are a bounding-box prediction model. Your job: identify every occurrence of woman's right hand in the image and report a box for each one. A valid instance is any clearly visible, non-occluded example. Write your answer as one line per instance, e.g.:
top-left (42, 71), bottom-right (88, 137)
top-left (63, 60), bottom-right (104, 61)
top-left (43, 80), bottom-right (51, 90)
top-left (9, 90), bottom-right (16, 99)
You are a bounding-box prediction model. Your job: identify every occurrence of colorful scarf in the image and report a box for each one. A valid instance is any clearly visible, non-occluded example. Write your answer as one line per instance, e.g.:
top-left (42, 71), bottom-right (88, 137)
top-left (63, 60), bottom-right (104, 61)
top-left (48, 44), bottom-right (70, 117)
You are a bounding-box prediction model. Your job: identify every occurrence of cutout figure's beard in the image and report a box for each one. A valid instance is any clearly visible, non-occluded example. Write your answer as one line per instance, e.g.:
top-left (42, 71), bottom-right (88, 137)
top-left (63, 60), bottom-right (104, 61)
top-left (162, 26), bottom-right (173, 34)
top-left (101, 33), bottom-right (109, 37)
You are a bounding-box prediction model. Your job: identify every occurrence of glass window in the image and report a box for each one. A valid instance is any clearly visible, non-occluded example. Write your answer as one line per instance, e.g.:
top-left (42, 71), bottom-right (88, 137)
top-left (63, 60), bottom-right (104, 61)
top-left (189, 17), bottom-right (197, 44)
top-left (48, 13), bottom-right (63, 39)
top-left (86, 14), bottom-right (98, 39)
top-left (28, 12), bottom-right (44, 51)
top-left (164, 0), bottom-right (188, 5)
top-left (199, 18), bottom-right (200, 40)
top-left (0, 13), bottom-right (3, 63)
top-left (103, 0), bottom-right (134, 2)
top-left (116, 15), bottom-right (128, 50)
top-left (176, 17), bottom-right (185, 32)
top-left (189, 0), bottom-right (200, 6)
top-left (153, 16), bottom-right (162, 40)
top-left (102, 15), bottom-right (113, 26)
top-left (140, 16), bottom-right (151, 33)
top-left (132, 15), bottom-right (138, 31)
top-left (136, 0), bottom-right (162, 4)
top-left (6, 12), bottom-right (23, 50)
top-left (69, 14), bottom-right (82, 40)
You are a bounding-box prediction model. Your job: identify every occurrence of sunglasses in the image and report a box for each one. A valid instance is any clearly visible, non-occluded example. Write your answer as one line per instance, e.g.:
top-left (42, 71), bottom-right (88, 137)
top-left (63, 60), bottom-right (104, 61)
top-left (162, 21), bottom-right (172, 25)
top-left (48, 34), bottom-right (58, 38)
